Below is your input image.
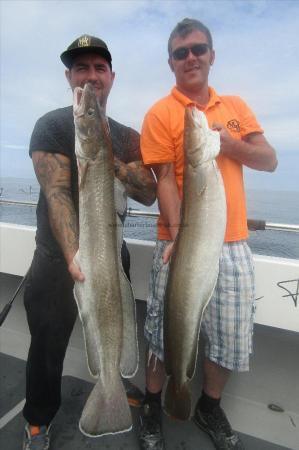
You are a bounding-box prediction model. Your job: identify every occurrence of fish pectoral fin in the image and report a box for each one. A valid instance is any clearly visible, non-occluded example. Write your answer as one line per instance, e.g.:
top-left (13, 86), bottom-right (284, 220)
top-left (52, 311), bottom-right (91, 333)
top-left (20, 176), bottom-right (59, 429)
top-left (77, 159), bottom-right (90, 190)
top-left (194, 171), bottom-right (207, 196)
top-left (114, 177), bottom-right (127, 216)
top-left (73, 250), bottom-right (81, 270)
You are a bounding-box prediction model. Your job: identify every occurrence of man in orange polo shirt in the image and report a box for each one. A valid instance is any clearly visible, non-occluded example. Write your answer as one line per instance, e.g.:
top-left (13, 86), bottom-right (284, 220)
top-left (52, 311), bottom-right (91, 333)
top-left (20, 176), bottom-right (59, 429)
top-left (139, 18), bottom-right (277, 450)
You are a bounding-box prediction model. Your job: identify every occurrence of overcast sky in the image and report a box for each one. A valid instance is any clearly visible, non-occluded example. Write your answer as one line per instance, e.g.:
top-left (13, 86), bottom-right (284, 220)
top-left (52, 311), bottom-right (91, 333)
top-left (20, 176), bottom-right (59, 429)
top-left (1, 0), bottom-right (298, 191)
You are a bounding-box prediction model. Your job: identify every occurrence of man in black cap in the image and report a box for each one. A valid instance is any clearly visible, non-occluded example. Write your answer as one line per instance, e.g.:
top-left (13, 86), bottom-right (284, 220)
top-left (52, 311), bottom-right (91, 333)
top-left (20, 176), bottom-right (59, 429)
top-left (22, 35), bottom-right (156, 450)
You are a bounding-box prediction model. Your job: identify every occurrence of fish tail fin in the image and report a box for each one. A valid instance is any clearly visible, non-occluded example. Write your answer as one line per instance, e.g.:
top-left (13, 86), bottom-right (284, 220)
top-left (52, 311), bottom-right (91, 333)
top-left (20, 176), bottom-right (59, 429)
top-left (163, 376), bottom-right (192, 421)
top-left (79, 375), bottom-right (132, 437)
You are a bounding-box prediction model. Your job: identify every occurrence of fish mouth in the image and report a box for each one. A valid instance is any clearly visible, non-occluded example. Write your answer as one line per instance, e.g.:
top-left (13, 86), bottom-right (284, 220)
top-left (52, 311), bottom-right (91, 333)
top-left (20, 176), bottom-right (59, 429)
top-left (73, 86), bottom-right (84, 115)
top-left (73, 83), bottom-right (95, 117)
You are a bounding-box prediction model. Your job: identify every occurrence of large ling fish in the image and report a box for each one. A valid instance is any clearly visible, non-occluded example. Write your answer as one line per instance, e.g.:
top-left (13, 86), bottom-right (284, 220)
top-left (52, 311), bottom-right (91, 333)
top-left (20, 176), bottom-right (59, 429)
top-left (164, 106), bottom-right (226, 420)
top-left (73, 83), bottom-right (138, 437)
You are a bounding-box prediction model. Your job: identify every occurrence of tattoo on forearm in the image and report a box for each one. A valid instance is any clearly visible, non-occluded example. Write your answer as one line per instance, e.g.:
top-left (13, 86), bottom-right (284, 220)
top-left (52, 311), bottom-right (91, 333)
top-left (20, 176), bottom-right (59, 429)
top-left (34, 152), bottom-right (78, 260)
top-left (34, 153), bottom-right (70, 190)
top-left (114, 159), bottom-right (156, 206)
top-left (47, 190), bottom-right (79, 256)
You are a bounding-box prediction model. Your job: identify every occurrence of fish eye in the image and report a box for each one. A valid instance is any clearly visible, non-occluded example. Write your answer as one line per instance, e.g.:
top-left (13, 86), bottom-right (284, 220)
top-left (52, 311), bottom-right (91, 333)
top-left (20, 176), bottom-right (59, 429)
top-left (87, 108), bottom-right (94, 116)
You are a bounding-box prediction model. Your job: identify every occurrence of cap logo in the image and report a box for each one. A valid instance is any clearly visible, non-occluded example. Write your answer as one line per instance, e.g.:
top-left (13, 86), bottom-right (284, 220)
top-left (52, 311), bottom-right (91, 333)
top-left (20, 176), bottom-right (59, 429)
top-left (78, 36), bottom-right (90, 47)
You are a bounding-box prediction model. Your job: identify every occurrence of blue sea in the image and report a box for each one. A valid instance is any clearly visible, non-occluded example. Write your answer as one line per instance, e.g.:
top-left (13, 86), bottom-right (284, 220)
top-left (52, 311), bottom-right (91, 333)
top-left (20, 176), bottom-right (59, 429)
top-left (0, 177), bottom-right (298, 260)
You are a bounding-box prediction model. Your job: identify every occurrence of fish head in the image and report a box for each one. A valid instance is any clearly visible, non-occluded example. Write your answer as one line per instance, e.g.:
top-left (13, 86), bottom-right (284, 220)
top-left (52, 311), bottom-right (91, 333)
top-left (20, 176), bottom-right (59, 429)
top-left (73, 82), bottom-right (108, 159)
top-left (184, 106), bottom-right (220, 167)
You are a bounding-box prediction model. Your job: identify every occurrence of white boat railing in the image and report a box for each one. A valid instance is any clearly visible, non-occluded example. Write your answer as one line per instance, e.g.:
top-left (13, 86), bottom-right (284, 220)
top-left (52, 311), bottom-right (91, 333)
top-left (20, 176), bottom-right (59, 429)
top-left (1, 199), bottom-right (299, 233)
top-left (127, 209), bottom-right (299, 233)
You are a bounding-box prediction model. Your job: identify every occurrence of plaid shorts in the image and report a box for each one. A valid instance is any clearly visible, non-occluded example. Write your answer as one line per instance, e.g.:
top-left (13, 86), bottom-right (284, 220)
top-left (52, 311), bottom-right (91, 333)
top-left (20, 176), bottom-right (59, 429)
top-left (144, 240), bottom-right (255, 371)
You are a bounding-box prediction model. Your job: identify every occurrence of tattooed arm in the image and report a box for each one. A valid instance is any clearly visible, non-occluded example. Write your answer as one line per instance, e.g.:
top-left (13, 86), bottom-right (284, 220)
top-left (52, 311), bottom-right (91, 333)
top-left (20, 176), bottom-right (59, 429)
top-left (114, 158), bottom-right (156, 206)
top-left (32, 151), bottom-right (84, 281)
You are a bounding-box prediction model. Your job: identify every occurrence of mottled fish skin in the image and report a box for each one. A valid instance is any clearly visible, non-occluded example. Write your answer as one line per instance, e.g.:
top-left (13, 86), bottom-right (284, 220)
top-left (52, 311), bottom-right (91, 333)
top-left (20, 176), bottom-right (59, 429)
top-left (164, 106), bottom-right (226, 421)
top-left (73, 83), bottom-right (137, 437)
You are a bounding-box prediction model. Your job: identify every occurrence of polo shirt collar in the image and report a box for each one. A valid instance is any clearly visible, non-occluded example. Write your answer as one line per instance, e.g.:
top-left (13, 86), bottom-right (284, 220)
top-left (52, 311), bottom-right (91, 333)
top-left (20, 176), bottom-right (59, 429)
top-left (171, 86), bottom-right (221, 110)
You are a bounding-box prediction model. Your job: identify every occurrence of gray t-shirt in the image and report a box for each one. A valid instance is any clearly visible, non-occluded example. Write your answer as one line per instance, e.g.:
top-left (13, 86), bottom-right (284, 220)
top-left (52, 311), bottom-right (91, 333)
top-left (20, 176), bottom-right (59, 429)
top-left (30, 106), bottom-right (140, 256)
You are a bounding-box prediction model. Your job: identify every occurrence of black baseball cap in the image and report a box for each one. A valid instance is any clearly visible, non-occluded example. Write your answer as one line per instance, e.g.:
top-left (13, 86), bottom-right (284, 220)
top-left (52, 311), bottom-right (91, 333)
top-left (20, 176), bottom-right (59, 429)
top-left (60, 34), bottom-right (112, 68)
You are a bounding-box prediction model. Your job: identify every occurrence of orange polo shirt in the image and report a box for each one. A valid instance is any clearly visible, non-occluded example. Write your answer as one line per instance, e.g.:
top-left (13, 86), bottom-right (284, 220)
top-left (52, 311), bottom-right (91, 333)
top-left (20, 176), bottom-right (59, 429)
top-left (141, 86), bottom-right (263, 242)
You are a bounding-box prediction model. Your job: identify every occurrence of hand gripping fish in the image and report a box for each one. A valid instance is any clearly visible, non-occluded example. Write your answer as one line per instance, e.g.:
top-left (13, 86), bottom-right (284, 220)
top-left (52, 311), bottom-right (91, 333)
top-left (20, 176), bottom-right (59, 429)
top-left (73, 83), bottom-right (138, 437)
top-left (164, 106), bottom-right (226, 420)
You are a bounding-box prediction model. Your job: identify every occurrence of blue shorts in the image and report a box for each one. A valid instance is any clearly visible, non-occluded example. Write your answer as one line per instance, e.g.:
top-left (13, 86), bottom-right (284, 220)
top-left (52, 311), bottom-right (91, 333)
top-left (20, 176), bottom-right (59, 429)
top-left (144, 240), bottom-right (255, 371)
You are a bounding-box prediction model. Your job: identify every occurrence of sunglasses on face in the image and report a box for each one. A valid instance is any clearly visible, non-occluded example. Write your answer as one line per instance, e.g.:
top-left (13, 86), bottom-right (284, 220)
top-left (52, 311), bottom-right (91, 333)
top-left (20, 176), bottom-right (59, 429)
top-left (171, 43), bottom-right (210, 61)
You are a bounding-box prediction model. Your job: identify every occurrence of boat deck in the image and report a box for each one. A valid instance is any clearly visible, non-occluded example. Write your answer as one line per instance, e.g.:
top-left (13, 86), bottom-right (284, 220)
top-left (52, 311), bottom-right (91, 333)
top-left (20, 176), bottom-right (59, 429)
top-left (0, 297), bottom-right (293, 450)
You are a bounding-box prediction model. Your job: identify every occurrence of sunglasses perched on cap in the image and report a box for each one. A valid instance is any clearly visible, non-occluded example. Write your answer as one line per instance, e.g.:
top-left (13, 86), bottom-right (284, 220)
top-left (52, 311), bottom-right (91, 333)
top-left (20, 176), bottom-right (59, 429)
top-left (171, 43), bottom-right (211, 61)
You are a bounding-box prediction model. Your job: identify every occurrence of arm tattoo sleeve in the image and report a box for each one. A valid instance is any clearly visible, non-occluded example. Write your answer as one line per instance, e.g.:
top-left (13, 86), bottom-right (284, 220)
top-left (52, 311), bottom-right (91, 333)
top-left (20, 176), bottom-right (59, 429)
top-left (33, 151), bottom-right (78, 264)
top-left (114, 158), bottom-right (156, 206)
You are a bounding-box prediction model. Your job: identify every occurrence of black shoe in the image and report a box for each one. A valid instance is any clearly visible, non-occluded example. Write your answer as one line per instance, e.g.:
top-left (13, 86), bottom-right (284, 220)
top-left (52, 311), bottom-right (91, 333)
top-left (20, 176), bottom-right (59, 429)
top-left (139, 401), bottom-right (165, 449)
top-left (193, 405), bottom-right (245, 450)
top-left (122, 378), bottom-right (145, 407)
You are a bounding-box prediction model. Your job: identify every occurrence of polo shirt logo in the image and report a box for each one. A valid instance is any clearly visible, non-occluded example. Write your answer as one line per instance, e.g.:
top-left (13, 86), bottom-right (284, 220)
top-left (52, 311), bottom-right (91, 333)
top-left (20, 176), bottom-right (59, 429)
top-left (227, 119), bottom-right (240, 132)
